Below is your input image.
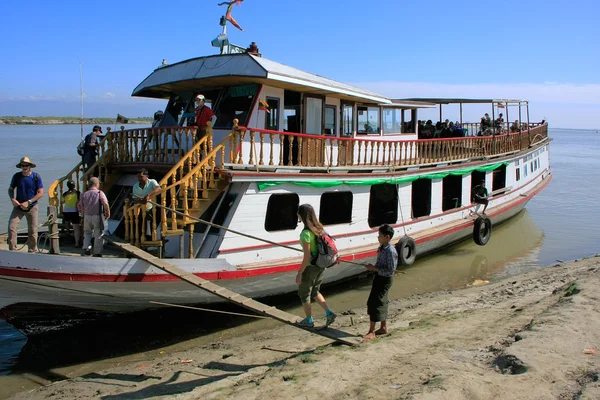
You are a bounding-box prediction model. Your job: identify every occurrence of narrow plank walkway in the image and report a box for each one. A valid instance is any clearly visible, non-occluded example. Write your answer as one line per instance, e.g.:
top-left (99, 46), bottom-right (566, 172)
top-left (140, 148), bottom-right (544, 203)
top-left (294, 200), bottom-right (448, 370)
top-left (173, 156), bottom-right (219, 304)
top-left (105, 235), bottom-right (362, 346)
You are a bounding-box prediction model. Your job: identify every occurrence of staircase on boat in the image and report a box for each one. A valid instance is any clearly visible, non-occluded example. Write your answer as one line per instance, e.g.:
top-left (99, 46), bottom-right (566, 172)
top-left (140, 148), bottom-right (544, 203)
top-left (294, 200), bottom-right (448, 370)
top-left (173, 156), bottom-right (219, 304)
top-left (47, 120), bottom-right (549, 258)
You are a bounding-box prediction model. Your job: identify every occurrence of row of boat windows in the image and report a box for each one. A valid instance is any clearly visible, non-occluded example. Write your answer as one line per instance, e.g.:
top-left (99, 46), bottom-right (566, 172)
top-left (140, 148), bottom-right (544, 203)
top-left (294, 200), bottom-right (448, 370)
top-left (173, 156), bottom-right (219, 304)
top-left (515, 157), bottom-right (541, 181)
top-left (264, 168), bottom-right (508, 232)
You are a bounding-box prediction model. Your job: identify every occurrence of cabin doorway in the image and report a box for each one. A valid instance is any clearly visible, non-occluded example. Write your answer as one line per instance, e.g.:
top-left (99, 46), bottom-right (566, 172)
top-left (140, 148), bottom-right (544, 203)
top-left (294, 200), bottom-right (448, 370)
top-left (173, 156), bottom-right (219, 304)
top-left (471, 171), bottom-right (486, 202)
top-left (492, 165), bottom-right (507, 192)
top-left (303, 94), bottom-right (325, 166)
top-left (282, 90), bottom-right (301, 165)
top-left (339, 102), bottom-right (356, 165)
top-left (412, 179), bottom-right (432, 218)
top-left (442, 175), bottom-right (462, 211)
top-left (368, 184), bottom-right (399, 227)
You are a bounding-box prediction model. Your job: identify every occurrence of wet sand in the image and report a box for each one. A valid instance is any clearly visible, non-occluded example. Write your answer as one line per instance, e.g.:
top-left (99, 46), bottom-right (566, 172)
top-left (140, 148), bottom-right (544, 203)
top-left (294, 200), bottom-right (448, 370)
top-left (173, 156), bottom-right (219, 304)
top-left (4, 254), bottom-right (600, 400)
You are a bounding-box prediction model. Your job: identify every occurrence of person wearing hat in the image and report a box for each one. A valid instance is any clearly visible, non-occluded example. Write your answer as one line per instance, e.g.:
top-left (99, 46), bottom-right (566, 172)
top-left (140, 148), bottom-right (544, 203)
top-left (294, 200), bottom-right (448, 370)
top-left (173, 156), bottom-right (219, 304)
top-left (7, 157), bottom-right (44, 252)
top-left (62, 180), bottom-right (82, 248)
top-left (82, 125), bottom-right (102, 174)
top-left (194, 94), bottom-right (217, 141)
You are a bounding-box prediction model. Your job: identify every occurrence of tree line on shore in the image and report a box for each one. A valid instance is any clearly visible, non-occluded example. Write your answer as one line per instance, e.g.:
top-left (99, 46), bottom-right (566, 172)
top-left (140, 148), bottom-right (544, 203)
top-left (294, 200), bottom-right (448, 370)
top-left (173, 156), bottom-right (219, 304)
top-left (0, 116), bottom-right (152, 125)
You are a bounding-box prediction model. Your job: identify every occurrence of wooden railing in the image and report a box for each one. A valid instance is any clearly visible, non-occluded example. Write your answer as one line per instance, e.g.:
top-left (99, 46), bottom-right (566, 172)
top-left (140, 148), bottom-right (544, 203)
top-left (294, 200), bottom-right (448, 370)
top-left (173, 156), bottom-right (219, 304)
top-left (109, 126), bottom-right (197, 165)
top-left (227, 123), bottom-right (548, 169)
top-left (48, 162), bottom-right (85, 210)
top-left (48, 132), bottom-right (113, 210)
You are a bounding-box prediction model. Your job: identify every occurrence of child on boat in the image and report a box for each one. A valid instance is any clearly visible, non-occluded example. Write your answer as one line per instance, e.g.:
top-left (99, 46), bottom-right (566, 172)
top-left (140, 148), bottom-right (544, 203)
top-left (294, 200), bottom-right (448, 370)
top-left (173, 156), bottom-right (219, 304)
top-left (364, 224), bottom-right (398, 339)
top-left (296, 204), bottom-right (336, 329)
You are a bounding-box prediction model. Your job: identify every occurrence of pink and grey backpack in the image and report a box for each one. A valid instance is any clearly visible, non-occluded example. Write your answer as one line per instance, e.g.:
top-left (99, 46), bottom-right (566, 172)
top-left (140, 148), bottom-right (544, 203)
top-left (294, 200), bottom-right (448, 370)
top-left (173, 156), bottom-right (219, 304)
top-left (312, 232), bottom-right (339, 269)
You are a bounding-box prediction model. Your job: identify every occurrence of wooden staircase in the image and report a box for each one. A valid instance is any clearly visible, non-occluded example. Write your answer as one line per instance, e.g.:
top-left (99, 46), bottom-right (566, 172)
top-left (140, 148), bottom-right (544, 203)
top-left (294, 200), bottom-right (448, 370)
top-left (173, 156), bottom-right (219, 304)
top-left (123, 124), bottom-right (235, 256)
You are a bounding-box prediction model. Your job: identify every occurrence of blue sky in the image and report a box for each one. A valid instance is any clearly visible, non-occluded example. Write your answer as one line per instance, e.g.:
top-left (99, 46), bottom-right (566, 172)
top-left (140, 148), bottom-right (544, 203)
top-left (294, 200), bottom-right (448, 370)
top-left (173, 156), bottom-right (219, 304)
top-left (1, 0), bottom-right (599, 128)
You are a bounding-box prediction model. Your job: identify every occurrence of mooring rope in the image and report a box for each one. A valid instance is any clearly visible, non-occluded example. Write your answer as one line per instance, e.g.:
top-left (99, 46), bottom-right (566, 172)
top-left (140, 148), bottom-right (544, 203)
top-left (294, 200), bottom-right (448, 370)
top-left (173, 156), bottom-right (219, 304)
top-left (135, 195), bottom-right (369, 267)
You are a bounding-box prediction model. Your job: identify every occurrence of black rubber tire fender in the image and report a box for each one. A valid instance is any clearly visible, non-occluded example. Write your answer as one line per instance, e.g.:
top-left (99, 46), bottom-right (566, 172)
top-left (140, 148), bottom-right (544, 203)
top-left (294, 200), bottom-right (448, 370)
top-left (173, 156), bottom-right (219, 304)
top-left (473, 216), bottom-right (492, 246)
top-left (395, 236), bottom-right (417, 266)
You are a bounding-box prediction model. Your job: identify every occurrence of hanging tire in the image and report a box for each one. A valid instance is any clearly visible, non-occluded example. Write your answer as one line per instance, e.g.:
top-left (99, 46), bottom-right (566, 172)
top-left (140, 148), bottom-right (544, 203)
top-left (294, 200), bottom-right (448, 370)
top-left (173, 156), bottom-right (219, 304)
top-left (473, 216), bottom-right (492, 246)
top-left (395, 236), bottom-right (417, 266)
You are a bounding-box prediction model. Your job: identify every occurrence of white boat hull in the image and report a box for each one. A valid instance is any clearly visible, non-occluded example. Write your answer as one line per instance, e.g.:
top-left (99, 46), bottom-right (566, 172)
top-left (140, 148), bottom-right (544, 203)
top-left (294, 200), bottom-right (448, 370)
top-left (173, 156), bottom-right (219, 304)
top-left (0, 170), bottom-right (549, 318)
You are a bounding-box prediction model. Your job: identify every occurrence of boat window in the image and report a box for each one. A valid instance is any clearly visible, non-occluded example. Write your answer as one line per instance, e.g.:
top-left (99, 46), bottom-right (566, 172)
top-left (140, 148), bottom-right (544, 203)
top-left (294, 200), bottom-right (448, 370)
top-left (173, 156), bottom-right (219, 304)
top-left (265, 193), bottom-right (299, 232)
top-left (368, 184), bottom-right (398, 228)
top-left (342, 103), bottom-right (354, 137)
top-left (265, 97), bottom-right (280, 130)
top-left (357, 106), bottom-right (380, 134)
top-left (164, 94), bottom-right (190, 126)
top-left (214, 85), bottom-right (258, 129)
top-left (319, 192), bottom-right (353, 225)
top-left (324, 105), bottom-right (336, 135)
top-left (492, 165), bottom-right (506, 191)
top-left (442, 175), bottom-right (462, 211)
top-left (382, 109), bottom-right (401, 134)
top-left (515, 167), bottom-right (521, 182)
top-left (403, 110), bottom-right (415, 133)
top-left (412, 179), bottom-right (432, 218)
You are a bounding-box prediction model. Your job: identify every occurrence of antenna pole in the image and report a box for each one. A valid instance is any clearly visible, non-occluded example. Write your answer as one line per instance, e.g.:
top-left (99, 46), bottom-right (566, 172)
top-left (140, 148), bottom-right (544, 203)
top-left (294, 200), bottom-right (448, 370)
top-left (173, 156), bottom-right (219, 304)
top-left (79, 62), bottom-right (84, 142)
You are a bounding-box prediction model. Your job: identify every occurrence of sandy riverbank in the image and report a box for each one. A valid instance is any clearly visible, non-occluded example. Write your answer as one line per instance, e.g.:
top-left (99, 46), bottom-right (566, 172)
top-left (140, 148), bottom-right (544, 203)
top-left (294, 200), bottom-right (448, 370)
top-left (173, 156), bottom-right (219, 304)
top-left (6, 255), bottom-right (600, 400)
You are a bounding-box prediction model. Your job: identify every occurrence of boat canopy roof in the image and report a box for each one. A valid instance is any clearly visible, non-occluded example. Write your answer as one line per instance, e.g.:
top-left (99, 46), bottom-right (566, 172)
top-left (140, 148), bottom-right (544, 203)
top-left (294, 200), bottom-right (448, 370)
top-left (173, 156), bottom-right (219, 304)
top-left (133, 53), bottom-right (399, 104)
top-left (399, 98), bottom-right (529, 105)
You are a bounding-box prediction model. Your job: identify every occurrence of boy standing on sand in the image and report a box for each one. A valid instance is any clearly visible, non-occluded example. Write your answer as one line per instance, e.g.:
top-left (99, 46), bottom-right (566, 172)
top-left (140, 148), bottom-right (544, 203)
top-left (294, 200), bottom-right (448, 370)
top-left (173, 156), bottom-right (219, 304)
top-left (364, 224), bottom-right (398, 339)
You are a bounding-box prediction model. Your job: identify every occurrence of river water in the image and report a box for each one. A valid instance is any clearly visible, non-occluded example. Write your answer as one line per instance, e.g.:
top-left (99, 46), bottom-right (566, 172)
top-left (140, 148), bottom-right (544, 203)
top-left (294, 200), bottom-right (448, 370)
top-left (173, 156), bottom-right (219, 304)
top-left (0, 126), bottom-right (598, 394)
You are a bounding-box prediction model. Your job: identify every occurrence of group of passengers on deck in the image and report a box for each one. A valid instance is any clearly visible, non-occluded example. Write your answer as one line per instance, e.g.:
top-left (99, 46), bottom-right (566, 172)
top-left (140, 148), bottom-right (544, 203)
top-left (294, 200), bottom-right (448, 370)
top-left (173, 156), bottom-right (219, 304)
top-left (417, 119), bottom-right (466, 139)
top-left (417, 114), bottom-right (529, 139)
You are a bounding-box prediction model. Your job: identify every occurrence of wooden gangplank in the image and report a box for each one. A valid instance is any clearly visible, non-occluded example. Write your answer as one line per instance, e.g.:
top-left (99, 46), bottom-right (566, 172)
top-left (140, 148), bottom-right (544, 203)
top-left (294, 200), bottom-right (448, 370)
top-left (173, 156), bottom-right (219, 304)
top-left (104, 236), bottom-right (362, 346)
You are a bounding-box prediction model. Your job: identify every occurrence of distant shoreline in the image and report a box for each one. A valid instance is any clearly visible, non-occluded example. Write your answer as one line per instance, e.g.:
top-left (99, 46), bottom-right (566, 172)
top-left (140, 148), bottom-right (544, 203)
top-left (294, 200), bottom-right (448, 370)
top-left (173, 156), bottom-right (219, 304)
top-left (0, 117), bottom-right (152, 125)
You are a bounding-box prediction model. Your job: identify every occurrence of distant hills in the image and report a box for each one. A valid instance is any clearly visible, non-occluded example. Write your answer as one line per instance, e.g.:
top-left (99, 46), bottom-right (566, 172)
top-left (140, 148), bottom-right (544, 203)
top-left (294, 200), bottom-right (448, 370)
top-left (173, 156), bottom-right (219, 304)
top-left (0, 117), bottom-right (153, 125)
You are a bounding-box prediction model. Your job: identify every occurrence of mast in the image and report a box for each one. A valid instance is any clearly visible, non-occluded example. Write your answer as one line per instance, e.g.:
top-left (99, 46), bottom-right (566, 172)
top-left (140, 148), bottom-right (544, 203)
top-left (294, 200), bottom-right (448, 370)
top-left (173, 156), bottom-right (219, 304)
top-left (79, 62), bottom-right (84, 142)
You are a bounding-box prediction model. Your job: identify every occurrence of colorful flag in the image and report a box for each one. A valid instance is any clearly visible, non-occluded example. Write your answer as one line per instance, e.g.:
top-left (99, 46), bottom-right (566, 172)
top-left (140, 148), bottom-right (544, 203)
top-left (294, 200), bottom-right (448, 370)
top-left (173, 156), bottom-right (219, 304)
top-left (258, 99), bottom-right (270, 113)
top-left (116, 114), bottom-right (129, 123)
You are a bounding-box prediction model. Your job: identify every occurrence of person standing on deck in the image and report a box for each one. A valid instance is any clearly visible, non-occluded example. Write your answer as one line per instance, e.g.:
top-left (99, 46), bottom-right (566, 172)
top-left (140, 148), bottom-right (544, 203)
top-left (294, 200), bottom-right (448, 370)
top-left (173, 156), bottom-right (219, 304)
top-left (7, 157), bottom-right (43, 253)
top-left (62, 180), bottom-right (82, 248)
top-left (364, 224), bottom-right (398, 339)
top-left (82, 125), bottom-right (102, 174)
top-left (194, 94), bottom-right (216, 141)
top-left (78, 177), bottom-right (109, 257)
top-left (295, 204), bottom-right (337, 329)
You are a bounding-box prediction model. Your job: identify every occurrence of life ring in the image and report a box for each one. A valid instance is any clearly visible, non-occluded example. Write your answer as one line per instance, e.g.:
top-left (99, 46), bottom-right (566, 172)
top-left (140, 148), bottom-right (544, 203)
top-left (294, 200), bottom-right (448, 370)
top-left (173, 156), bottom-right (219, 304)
top-left (473, 216), bottom-right (492, 246)
top-left (395, 236), bottom-right (417, 266)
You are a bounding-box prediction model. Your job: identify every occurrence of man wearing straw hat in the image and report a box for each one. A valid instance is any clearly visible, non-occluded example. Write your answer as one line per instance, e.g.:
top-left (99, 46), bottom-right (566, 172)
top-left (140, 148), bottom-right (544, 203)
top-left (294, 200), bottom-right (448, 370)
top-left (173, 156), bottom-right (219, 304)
top-left (7, 156), bottom-right (44, 253)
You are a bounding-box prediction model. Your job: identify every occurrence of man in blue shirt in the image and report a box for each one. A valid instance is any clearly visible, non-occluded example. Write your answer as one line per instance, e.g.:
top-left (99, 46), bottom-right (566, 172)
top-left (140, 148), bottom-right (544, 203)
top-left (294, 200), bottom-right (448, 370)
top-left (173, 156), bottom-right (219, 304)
top-left (7, 157), bottom-right (44, 252)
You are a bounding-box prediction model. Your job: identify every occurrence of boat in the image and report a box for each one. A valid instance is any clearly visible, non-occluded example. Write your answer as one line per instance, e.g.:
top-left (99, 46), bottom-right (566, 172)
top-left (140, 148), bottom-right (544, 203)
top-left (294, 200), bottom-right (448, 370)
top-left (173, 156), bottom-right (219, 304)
top-left (0, 5), bottom-right (551, 320)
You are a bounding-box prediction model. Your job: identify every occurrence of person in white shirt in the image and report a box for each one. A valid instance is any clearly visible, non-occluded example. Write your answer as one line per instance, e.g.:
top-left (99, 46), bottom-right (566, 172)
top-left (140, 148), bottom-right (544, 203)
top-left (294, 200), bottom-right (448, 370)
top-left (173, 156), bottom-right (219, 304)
top-left (132, 168), bottom-right (161, 240)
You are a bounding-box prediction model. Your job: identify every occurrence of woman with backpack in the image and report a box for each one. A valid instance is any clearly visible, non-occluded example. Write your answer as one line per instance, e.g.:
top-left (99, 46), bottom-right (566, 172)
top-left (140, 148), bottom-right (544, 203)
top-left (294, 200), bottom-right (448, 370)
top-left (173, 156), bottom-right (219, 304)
top-left (296, 204), bottom-right (336, 329)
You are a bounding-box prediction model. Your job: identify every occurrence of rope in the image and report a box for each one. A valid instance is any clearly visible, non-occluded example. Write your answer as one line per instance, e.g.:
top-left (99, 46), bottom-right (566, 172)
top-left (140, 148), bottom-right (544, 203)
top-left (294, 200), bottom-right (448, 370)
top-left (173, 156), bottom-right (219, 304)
top-left (134, 195), bottom-right (368, 267)
top-left (149, 301), bottom-right (269, 319)
top-left (2, 214), bottom-right (57, 252)
top-left (391, 165), bottom-right (408, 237)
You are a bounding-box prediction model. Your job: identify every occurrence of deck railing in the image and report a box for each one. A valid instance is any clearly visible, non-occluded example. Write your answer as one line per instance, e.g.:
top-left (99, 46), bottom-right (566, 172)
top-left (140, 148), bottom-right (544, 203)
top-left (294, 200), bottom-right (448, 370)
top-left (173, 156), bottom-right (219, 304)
top-left (109, 126), bottom-right (198, 165)
top-left (227, 123), bottom-right (548, 169)
top-left (48, 120), bottom-right (547, 252)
